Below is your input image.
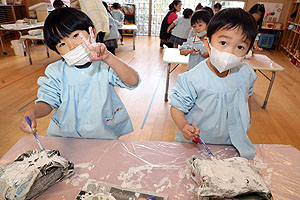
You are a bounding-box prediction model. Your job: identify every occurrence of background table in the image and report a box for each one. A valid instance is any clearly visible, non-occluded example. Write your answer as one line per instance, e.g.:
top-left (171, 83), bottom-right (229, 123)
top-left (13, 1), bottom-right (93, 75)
top-left (1, 136), bottom-right (299, 200)
top-left (20, 34), bottom-right (49, 65)
top-left (118, 24), bottom-right (137, 50)
top-left (0, 22), bottom-right (44, 56)
top-left (162, 48), bottom-right (284, 109)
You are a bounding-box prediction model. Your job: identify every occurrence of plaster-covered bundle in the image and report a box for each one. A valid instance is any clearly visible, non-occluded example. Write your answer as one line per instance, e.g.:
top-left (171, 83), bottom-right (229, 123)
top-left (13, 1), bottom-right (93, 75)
top-left (0, 149), bottom-right (74, 200)
top-left (187, 156), bottom-right (273, 200)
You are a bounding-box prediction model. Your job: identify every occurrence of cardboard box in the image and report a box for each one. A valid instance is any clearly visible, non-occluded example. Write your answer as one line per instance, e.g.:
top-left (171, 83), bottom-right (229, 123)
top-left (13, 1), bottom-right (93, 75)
top-left (36, 10), bottom-right (48, 22)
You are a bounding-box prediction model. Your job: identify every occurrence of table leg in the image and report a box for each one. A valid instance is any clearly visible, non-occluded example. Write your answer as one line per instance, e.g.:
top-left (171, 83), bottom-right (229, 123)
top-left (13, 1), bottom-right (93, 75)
top-left (18, 31), bottom-right (26, 56)
top-left (164, 63), bottom-right (171, 102)
top-left (25, 39), bottom-right (32, 65)
top-left (0, 36), bottom-right (8, 55)
top-left (46, 46), bottom-right (50, 58)
top-left (133, 30), bottom-right (135, 50)
top-left (261, 71), bottom-right (276, 109)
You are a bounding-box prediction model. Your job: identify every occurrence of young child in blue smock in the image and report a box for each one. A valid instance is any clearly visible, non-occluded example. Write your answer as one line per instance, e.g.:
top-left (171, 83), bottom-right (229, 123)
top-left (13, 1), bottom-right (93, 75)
top-left (179, 10), bottom-right (212, 70)
top-left (102, 2), bottom-right (121, 55)
top-left (167, 8), bottom-right (194, 48)
top-left (169, 8), bottom-right (258, 160)
top-left (111, 3), bottom-right (125, 45)
top-left (19, 8), bottom-right (140, 140)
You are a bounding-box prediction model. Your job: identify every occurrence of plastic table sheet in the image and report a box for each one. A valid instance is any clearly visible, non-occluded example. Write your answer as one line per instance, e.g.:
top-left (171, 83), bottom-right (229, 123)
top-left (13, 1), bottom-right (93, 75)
top-left (1, 136), bottom-right (299, 200)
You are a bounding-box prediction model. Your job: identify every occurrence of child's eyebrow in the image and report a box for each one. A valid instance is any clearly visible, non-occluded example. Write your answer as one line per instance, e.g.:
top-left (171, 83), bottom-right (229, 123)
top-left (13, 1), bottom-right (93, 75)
top-left (218, 35), bottom-right (232, 39)
top-left (218, 35), bottom-right (249, 45)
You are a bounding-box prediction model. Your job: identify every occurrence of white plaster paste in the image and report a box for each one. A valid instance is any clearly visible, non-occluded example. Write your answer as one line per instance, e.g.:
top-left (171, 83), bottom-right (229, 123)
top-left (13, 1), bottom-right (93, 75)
top-left (64, 173), bottom-right (90, 186)
top-left (117, 165), bottom-right (153, 189)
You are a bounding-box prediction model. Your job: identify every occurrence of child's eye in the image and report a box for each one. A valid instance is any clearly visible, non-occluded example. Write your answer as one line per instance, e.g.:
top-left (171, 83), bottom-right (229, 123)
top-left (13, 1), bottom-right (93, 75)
top-left (237, 46), bottom-right (245, 50)
top-left (73, 33), bottom-right (79, 38)
top-left (220, 41), bottom-right (227, 46)
top-left (58, 43), bottom-right (65, 48)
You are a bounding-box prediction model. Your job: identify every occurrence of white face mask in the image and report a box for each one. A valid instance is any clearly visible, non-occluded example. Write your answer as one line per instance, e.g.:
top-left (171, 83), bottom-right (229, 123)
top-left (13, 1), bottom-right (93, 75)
top-left (62, 42), bottom-right (91, 66)
top-left (209, 43), bottom-right (243, 73)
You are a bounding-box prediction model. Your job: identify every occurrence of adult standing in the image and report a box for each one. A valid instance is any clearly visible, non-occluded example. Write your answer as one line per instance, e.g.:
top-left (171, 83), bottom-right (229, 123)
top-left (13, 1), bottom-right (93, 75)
top-left (160, 0), bottom-right (182, 48)
top-left (248, 3), bottom-right (265, 51)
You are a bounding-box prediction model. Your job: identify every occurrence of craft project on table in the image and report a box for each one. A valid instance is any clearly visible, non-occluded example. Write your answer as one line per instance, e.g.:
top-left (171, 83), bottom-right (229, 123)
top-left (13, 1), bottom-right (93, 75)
top-left (0, 136), bottom-right (299, 199)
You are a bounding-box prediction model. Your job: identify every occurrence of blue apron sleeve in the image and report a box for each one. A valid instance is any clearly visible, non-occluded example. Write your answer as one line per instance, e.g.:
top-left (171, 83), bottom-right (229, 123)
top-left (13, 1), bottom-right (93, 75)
top-left (169, 72), bottom-right (198, 113)
top-left (36, 64), bottom-right (62, 108)
top-left (107, 63), bottom-right (141, 90)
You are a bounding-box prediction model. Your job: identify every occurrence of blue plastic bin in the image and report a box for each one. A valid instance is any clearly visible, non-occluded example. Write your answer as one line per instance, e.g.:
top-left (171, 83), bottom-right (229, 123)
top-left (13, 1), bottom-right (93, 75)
top-left (258, 33), bottom-right (275, 49)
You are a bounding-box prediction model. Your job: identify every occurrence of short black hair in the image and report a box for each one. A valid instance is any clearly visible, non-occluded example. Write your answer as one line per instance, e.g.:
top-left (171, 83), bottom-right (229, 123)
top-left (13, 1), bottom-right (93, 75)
top-left (191, 10), bottom-right (212, 26)
top-left (214, 2), bottom-right (222, 9)
top-left (201, 6), bottom-right (214, 17)
top-left (112, 2), bottom-right (121, 9)
top-left (43, 7), bottom-right (94, 54)
top-left (207, 8), bottom-right (257, 51)
top-left (53, 0), bottom-right (64, 8)
top-left (195, 3), bottom-right (203, 10)
top-left (183, 8), bottom-right (193, 18)
top-left (248, 3), bottom-right (265, 29)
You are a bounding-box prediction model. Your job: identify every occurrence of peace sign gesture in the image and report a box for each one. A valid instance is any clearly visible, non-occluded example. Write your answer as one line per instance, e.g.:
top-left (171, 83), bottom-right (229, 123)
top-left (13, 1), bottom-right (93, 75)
top-left (80, 27), bottom-right (110, 62)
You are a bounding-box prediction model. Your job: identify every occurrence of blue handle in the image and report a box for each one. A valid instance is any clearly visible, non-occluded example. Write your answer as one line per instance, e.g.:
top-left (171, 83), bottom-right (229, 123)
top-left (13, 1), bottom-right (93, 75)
top-left (189, 123), bottom-right (215, 158)
top-left (25, 116), bottom-right (45, 152)
top-left (25, 116), bottom-right (32, 127)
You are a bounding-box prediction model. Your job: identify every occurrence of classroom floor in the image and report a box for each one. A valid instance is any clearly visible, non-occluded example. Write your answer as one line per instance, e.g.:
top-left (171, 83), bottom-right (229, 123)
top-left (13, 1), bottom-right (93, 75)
top-left (0, 36), bottom-right (300, 158)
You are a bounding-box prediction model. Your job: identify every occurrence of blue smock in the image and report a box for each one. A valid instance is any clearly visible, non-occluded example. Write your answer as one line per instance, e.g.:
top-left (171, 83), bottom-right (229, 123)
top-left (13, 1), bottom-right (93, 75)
top-left (179, 35), bottom-right (207, 70)
top-left (169, 59), bottom-right (257, 159)
top-left (36, 60), bottom-right (140, 139)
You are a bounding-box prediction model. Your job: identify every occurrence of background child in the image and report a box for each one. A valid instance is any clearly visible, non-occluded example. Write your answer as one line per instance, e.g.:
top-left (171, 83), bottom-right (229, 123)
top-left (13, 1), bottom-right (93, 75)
top-left (169, 8), bottom-right (258, 160)
top-left (102, 1), bottom-right (121, 55)
top-left (248, 3), bottom-right (265, 51)
top-left (53, 0), bottom-right (66, 9)
top-left (179, 10), bottom-right (212, 70)
top-left (159, 0), bottom-right (182, 48)
top-left (111, 2), bottom-right (125, 45)
top-left (167, 8), bottom-right (193, 48)
top-left (19, 8), bottom-right (140, 140)
top-left (213, 2), bottom-right (222, 13)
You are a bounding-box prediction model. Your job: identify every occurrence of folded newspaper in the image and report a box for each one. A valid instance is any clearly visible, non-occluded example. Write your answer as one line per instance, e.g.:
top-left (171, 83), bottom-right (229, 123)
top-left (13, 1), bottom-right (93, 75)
top-left (187, 156), bottom-right (273, 200)
top-left (0, 149), bottom-right (74, 200)
top-left (76, 179), bottom-right (168, 200)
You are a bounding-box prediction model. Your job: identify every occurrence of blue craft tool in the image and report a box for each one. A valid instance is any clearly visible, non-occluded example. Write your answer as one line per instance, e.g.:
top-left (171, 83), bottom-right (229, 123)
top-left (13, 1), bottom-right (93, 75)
top-left (189, 123), bottom-right (215, 159)
top-left (25, 116), bottom-right (48, 157)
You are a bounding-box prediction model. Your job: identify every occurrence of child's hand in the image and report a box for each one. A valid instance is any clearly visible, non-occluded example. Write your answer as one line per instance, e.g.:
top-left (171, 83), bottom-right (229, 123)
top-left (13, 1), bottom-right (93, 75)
top-left (19, 112), bottom-right (37, 134)
top-left (182, 123), bottom-right (200, 140)
top-left (80, 27), bottom-right (110, 62)
top-left (190, 47), bottom-right (201, 55)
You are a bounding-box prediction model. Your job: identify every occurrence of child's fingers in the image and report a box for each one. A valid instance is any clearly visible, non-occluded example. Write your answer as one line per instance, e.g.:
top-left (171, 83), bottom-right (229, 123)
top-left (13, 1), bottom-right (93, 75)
top-left (89, 26), bottom-right (96, 45)
top-left (79, 33), bottom-right (90, 47)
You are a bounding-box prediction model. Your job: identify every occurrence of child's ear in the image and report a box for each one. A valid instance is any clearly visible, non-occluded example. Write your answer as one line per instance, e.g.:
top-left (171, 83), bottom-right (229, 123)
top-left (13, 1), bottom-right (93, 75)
top-left (203, 37), bottom-right (210, 51)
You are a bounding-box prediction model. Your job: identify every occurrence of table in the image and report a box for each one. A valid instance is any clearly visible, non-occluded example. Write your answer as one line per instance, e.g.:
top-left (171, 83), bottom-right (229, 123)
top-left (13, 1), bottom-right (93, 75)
top-left (243, 54), bottom-right (284, 108)
top-left (162, 48), bottom-right (284, 109)
top-left (20, 34), bottom-right (49, 65)
top-left (0, 136), bottom-right (299, 199)
top-left (0, 22), bottom-right (44, 56)
top-left (118, 24), bottom-right (137, 50)
top-left (162, 48), bottom-right (189, 102)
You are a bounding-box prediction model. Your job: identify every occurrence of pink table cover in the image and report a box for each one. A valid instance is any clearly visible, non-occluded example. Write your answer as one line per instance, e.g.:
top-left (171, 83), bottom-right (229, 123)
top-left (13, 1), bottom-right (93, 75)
top-left (1, 136), bottom-right (299, 200)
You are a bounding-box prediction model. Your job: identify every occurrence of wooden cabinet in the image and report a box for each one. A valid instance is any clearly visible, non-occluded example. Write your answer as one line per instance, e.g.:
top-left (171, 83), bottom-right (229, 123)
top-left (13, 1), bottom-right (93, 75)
top-left (0, 5), bottom-right (27, 24)
top-left (280, 0), bottom-right (300, 68)
top-left (0, 4), bottom-right (28, 40)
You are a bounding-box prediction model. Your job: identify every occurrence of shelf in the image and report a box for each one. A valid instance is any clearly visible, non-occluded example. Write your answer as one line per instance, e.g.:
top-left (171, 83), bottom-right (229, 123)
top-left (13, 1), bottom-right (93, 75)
top-left (281, 45), bottom-right (300, 63)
